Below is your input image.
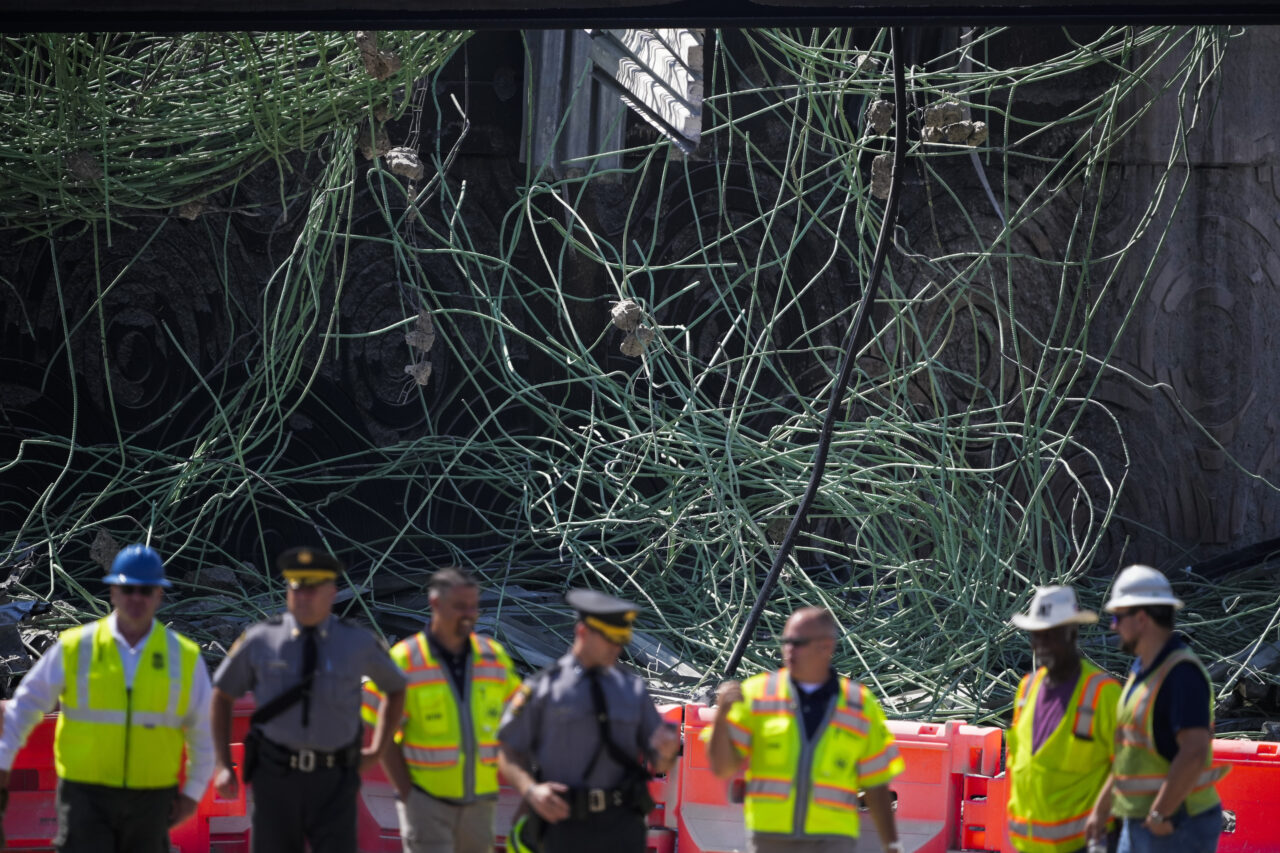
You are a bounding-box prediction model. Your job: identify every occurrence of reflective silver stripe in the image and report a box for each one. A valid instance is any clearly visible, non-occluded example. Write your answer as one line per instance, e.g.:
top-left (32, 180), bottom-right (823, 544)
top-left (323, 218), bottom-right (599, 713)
top-left (751, 699), bottom-right (791, 713)
top-left (132, 710), bottom-right (184, 729)
top-left (1008, 814), bottom-right (1089, 841)
top-left (476, 636), bottom-right (497, 663)
top-left (811, 783), bottom-right (859, 809)
top-left (165, 628), bottom-right (183, 716)
top-left (1118, 728), bottom-right (1154, 750)
top-left (61, 707), bottom-right (128, 724)
top-left (478, 744), bottom-right (500, 761)
top-left (843, 679), bottom-right (863, 711)
top-left (75, 623), bottom-right (95, 710)
top-left (745, 778), bottom-right (791, 797)
top-left (403, 744), bottom-right (460, 765)
top-left (728, 725), bottom-right (752, 749)
top-left (407, 636), bottom-right (427, 669)
top-left (858, 743), bottom-right (901, 776)
top-left (832, 708), bottom-right (870, 736)
top-left (362, 687), bottom-right (383, 712)
top-left (765, 671), bottom-right (780, 698)
top-left (1074, 706), bottom-right (1096, 738)
top-left (1114, 768), bottom-right (1223, 795)
top-left (1073, 674), bottom-right (1105, 738)
top-left (1113, 777), bottom-right (1164, 795)
top-left (406, 668), bottom-right (448, 686)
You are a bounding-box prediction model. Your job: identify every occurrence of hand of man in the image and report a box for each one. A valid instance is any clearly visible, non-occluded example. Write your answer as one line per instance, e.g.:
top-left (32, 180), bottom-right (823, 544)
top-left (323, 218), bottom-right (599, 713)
top-left (1084, 803), bottom-right (1109, 842)
top-left (213, 764), bottom-right (240, 800)
top-left (650, 724), bottom-right (680, 762)
top-left (525, 781), bottom-right (571, 823)
top-left (359, 746), bottom-right (383, 773)
top-left (169, 794), bottom-right (199, 827)
top-left (715, 680), bottom-right (743, 709)
top-left (1145, 814), bottom-right (1175, 837)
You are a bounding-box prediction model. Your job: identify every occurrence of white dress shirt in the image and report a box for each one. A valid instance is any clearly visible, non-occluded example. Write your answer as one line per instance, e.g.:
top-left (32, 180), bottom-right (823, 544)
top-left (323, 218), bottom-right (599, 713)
top-left (0, 612), bottom-right (216, 801)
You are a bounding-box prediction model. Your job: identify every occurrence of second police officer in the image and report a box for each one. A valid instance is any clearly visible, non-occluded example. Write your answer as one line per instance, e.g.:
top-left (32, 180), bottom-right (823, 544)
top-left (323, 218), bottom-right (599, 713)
top-left (498, 588), bottom-right (681, 853)
top-left (210, 546), bottom-right (407, 853)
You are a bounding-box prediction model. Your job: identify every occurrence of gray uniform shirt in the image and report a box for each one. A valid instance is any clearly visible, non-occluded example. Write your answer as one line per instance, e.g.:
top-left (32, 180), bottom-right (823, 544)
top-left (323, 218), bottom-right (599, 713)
top-left (498, 652), bottom-right (665, 789)
top-left (214, 611), bottom-right (406, 751)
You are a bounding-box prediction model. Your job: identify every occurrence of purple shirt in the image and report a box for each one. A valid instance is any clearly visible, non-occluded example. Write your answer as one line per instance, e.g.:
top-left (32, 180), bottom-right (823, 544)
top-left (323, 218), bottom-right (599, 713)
top-left (1032, 675), bottom-right (1078, 752)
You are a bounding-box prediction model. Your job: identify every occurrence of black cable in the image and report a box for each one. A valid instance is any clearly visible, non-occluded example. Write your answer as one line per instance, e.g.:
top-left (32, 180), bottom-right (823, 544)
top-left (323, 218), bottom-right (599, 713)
top-left (721, 26), bottom-right (909, 682)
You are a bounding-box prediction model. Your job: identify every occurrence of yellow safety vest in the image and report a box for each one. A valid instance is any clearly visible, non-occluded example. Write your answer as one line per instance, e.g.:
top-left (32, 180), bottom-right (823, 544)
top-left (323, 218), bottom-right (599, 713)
top-left (1112, 647), bottom-right (1226, 819)
top-left (724, 669), bottom-right (905, 840)
top-left (1006, 662), bottom-right (1121, 853)
top-left (55, 618), bottom-right (200, 788)
top-left (362, 632), bottom-right (520, 801)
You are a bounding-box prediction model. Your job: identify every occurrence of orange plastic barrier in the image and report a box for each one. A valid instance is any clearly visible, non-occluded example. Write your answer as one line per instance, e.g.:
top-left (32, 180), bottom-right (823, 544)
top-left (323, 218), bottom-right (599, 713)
top-left (4, 712), bottom-right (58, 851)
top-left (957, 734), bottom-right (1280, 853)
top-left (1192, 739), bottom-right (1280, 853)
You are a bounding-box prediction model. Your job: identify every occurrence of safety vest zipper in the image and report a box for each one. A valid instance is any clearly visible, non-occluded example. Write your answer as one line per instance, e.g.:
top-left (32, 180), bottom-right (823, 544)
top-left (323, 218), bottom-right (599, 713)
top-left (123, 686), bottom-right (133, 788)
top-left (455, 650), bottom-right (476, 800)
top-left (791, 688), bottom-right (836, 834)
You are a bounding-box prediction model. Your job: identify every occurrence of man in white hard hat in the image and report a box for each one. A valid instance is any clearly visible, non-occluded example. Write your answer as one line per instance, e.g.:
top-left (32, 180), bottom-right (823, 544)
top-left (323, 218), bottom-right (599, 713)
top-left (1087, 565), bottom-right (1226, 853)
top-left (1006, 586), bottom-right (1121, 853)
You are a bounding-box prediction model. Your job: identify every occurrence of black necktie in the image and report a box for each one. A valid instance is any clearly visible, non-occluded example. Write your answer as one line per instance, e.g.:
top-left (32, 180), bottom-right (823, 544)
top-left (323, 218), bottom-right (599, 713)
top-left (301, 627), bottom-right (318, 727)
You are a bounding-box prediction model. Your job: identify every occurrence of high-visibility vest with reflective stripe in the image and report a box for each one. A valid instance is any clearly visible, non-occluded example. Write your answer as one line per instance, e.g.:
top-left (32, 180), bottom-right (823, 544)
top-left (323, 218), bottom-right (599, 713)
top-left (362, 632), bottom-right (518, 801)
top-left (1112, 647), bottom-right (1226, 819)
top-left (1006, 662), bottom-right (1120, 853)
top-left (736, 669), bottom-right (904, 840)
top-left (55, 618), bottom-right (200, 788)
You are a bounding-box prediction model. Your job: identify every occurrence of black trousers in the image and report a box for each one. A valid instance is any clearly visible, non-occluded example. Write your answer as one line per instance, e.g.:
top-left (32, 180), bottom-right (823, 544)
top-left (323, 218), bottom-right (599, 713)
top-left (249, 759), bottom-right (360, 853)
top-left (54, 779), bottom-right (176, 853)
top-left (541, 808), bottom-right (647, 853)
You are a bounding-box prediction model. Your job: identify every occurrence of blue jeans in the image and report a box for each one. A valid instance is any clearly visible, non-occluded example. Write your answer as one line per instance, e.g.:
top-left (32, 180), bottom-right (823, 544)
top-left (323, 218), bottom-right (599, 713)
top-left (1117, 805), bottom-right (1222, 853)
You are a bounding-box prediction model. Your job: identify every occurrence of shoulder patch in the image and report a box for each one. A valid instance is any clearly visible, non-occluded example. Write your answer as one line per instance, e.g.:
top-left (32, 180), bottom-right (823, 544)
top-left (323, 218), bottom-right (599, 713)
top-left (507, 682), bottom-right (534, 719)
top-left (227, 629), bottom-right (251, 656)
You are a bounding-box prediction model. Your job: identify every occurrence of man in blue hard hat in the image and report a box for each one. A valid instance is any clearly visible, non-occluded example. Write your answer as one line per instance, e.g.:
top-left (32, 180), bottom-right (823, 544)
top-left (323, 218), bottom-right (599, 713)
top-left (0, 543), bottom-right (215, 852)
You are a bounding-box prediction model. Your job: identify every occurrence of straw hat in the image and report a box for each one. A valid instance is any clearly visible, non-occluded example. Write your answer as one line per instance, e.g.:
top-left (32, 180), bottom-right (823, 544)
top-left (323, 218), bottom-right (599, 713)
top-left (1011, 586), bottom-right (1099, 631)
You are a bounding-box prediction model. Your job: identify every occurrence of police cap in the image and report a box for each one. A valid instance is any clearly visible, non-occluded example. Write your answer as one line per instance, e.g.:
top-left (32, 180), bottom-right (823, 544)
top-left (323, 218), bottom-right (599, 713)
top-left (566, 588), bottom-right (640, 645)
top-left (277, 546), bottom-right (343, 589)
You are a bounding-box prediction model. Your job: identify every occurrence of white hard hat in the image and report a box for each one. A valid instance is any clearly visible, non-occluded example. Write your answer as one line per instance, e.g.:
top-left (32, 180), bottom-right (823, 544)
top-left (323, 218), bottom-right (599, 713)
top-left (1011, 586), bottom-right (1098, 631)
top-left (1103, 564), bottom-right (1184, 611)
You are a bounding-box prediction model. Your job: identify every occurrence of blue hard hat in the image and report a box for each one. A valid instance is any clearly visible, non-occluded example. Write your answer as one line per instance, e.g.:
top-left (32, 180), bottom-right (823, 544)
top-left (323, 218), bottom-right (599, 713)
top-left (102, 543), bottom-right (171, 587)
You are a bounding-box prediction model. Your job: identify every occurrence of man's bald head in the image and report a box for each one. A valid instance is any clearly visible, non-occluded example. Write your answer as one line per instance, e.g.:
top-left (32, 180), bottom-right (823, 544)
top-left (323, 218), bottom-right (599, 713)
top-left (782, 607), bottom-right (840, 681)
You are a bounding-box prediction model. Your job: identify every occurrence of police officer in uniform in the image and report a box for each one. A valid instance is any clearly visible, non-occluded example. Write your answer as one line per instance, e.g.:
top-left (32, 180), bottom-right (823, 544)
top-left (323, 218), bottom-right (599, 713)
top-left (211, 547), bottom-right (407, 853)
top-left (498, 589), bottom-right (680, 853)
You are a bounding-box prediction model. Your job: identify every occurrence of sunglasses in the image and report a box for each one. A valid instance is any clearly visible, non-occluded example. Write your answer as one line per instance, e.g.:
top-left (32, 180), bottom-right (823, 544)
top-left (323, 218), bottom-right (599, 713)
top-left (117, 584), bottom-right (158, 597)
top-left (1109, 610), bottom-right (1138, 625)
top-left (780, 636), bottom-right (818, 648)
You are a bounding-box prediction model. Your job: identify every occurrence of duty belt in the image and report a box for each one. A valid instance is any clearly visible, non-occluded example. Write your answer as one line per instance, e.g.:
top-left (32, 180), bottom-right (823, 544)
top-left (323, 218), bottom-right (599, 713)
top-left (567, 786), bottom-right (630, 818)
top-left (259, 736), bottom-right (359, 773)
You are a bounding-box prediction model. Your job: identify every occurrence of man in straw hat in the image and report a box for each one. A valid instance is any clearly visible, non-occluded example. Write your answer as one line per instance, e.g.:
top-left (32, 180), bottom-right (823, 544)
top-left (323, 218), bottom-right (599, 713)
top-left (1006, 586), bottom-right (1121, 853)
top-left (1089, 565), bottom-right (1226, 853)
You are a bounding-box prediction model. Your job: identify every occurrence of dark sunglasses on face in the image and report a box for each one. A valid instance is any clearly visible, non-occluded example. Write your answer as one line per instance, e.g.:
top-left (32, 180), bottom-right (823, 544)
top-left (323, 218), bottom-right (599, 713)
top-left (1109, 610), bottom-right (1137, 625)
top-left (780, 636), bottom-right (816, 648)
top-left (118, 584), bottom-right (157, 597)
